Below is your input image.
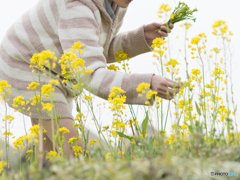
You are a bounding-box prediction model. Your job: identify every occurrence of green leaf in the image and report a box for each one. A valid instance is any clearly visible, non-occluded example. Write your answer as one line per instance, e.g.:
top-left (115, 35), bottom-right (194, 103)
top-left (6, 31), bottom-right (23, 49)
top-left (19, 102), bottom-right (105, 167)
top-left (76, 102), bottom-right (80, 113)
top-left (141, 111), bottom-right (149, 136)
top-left (116, 132), bottom-right (133, 141)
top-left (195, 101), bottom-right (201, 116)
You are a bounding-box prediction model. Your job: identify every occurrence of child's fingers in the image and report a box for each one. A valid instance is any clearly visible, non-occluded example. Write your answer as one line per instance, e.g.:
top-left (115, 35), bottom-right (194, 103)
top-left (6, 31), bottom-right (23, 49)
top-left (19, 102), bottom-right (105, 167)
top-left (169, 23), bottom-right (174, 29)
top-left (160, 26), bottom-right (172, 33)
top-left (158, 30), bottom-right (168, 37)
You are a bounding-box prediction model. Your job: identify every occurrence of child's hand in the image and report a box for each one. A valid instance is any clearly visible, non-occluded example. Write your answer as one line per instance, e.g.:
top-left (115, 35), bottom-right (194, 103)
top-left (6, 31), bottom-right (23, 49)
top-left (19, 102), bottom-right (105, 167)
top-left (144, 22), bottom-right (174, 47)
top-left (150, 75), bottom-right (180, 100)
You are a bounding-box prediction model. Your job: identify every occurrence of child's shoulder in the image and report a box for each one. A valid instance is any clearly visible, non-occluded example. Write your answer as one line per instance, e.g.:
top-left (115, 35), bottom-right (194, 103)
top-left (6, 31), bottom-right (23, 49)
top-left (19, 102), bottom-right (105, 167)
top-left (64, 0), bottom-right (101, 11)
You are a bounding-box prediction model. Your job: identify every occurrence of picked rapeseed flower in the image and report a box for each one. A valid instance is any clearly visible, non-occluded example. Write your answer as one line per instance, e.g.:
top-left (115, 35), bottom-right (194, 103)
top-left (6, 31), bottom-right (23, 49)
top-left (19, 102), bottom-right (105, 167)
top-left (158, 2), bottom-right (197, 29)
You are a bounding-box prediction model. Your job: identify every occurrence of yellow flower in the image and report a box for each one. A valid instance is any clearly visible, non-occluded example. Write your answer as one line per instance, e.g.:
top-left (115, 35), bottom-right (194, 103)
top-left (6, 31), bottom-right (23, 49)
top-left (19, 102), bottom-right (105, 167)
top-left (68, 137), bottom-right (78, 144)
top-left (151, 38), bottom-right (167, 49)
top-left (49, 80), bottom-right (59, 85)
top-left (41, 84), bottom-right (54, 97)
top-left (30, 95), bottom-right (42, 106)
top-left (191, 36), bottom-right (201, 45)
top-left (30, 50), bottom-right (57, 69)
top-left (115, 51), bottom-right (129, 63)
top-left (42, 102), bottom-right (54, 111)
top-left (2, 131), bottom-right (13, 137)
top-left (107, 64), bottom-right (120, 72)
top-left (72, 145), bottom-right (82, 156)
top-left (108, 87), bottom-right (126, 113)
top-left (12, 137), bottom-right (24, 149)
top-left (89, 140), bottom-right (98, 146)
top-left (27, 150), bottom-right (33, 154)
top-left (71, 42), bottom-right (84, 53)
top-left (27, 82), bottom-right (40, 90)
top-left (46, 151), bottom-right (60, 162)
top-left (111, 130), bottom-right (117, 136)
top-left (2, 115), bottom-right (15, 123)
top-left (105, 153), bottom-right (111, 160)
top-left (191, 69), bottom-right (201, 76)
top-left (136, 83), bottom-right (150, 94)
top-left (180, 124), bottom-right (188, 129)
top-left (158, 4), bottom-right (171, 13)
top-left (59, 127), bottom-right (70, 134)
top-left (29, 124), bottom-right (47, 137)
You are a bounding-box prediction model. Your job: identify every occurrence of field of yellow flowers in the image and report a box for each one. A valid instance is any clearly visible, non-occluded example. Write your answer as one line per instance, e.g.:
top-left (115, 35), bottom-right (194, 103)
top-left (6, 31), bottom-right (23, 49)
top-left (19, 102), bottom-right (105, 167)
top-left (0, 3), bottom-right (240, 180)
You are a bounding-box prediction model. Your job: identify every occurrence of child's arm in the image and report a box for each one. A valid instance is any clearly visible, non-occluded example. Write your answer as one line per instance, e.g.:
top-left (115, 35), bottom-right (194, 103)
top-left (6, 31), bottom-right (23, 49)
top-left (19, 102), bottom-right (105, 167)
top-left (58, 1), bottom-right (155, 105)
top-left (106, 25), bottom-right (152, 63)
top-left (106, 22), bottom-right (174, 64)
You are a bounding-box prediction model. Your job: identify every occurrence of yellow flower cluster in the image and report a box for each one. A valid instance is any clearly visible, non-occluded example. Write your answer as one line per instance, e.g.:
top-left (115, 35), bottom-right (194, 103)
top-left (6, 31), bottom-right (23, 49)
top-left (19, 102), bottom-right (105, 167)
top-left (108, 87), bottom-right (126, 114)
top-left (115, 51), bottom-right (129, 63)
top-left (30, 50), bottom-right (57, 70)
top-left (75, 112), bottom-right (85, 122)
top-left (42, 102), bottom-right (54, 111)
top-left (72, 145), bottom-right (82, 156)
top-left (158, 4), bottom-right (172, 14)
top-left (136, 83), bottom-right (150, 94)
top-left (136, 82), bottom-right (157, 105)
top-left (107, 64), bottom-right (120, 72)
top-left (41, 84), bottom-right (54, 98)
top-left (165, 58), bottom-right (180, 75)
top-left (165, 59), bottom-right (180, 68)
top-left (27, 82), bottom-right (40, 90)
top-left (68, 137), bottom-right (78, 144)
top-left (211, 64), bottom-right (225, 79)
top-left (59, 42), bottom-right (93, 84)
top-left (89, 140), bottom-right (98, 146)
top-left (2, 115), bottom-right (15, 124)
top-left (2, 131), bottom-right (13, 138)
top-left (46, 151), bottom-right (60, 162)
top-left (12, 136), bottom-right (25, 149)
top-left (59, 127), bottom-right (70, 134)
top-left (0, 80), bottom-right (11, 102)
top-left (29, 124), bottom-right (47, 138)
top-left (30, 95), bottom-right (42, 106)
top-left (212, 20), bottom-right (228, 35)
top-left (12, 96), bottom-right (29, 112)
top-left (191, 69), bottom-right (201, 76)
top-left (151, 38), bottom-right (167, 49)
top-left (71, 42), bottom-right (84, 53)
top-left (191, 37), bottom-right (201, 45)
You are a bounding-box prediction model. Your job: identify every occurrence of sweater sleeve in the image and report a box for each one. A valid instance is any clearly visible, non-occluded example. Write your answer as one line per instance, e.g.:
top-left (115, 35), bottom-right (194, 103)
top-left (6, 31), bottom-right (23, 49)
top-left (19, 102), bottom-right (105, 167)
top-left (58, 2), bottom-right (155, 105)
top-left (106, 24), bottom-right (153, 63)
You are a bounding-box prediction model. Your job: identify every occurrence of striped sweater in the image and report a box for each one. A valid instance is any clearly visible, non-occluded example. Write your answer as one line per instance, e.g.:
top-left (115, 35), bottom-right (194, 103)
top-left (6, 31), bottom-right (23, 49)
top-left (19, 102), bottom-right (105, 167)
top-left (0, 0), bottom-right (155, 119)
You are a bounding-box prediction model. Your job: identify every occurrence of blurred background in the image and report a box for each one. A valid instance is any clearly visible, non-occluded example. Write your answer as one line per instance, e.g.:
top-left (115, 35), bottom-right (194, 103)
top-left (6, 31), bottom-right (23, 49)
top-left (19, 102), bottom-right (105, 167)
top-left (0, 0), bottom-right (239, 144)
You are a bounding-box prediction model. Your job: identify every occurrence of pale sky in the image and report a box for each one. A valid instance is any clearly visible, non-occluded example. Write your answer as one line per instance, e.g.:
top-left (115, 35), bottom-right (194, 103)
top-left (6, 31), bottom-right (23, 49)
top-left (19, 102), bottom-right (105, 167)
top-left (0, 0), bottom-right (239, 145)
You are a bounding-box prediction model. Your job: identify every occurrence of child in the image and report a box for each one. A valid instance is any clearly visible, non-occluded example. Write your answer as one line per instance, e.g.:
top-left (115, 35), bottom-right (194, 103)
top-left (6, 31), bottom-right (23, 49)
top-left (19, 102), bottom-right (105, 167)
top-left (0, 0), bottom-right (179, 159)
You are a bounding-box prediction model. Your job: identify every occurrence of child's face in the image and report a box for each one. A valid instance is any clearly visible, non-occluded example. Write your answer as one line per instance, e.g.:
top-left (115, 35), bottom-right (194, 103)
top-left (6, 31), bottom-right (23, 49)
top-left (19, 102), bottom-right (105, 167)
top-left (110, 0), bottom-right (133, 8)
